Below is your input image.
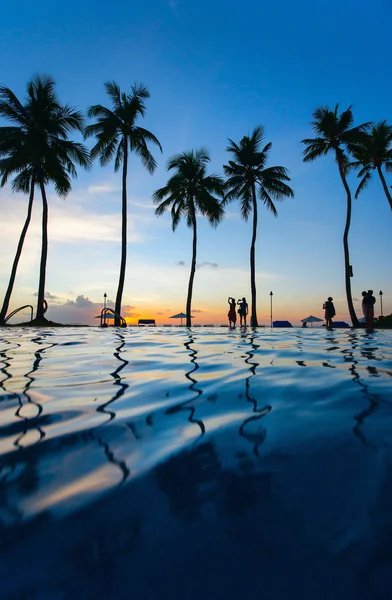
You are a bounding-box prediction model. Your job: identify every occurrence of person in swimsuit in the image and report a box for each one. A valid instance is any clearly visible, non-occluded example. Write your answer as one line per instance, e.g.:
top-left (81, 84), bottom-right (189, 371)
top-left (323, 296), bottom-right (335, 328)
top-left (237, 297), bottom-right (248, 327)
top-left (228, 297), bottom-right (237, 328)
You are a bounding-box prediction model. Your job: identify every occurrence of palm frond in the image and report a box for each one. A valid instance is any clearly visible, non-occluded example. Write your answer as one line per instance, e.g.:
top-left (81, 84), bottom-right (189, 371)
top-left (355, 170), bottom-right (372, 198)
top-left (104, 81), bottom-right (123, 111)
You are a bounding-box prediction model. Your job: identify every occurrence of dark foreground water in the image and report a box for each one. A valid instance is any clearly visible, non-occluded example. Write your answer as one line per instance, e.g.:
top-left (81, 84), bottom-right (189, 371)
top-left (1, 326), bottom-right (392, 599)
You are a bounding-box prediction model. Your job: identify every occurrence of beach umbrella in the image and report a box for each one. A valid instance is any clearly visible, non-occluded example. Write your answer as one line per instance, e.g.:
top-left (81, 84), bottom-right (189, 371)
top-left (169, 312), bottom-right (194, 325)
top-left (301, 315), bottom-right (323, 327)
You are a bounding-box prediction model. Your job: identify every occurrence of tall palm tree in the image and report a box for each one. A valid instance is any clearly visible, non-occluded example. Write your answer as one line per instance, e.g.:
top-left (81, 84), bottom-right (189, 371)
top-left (224, 126), bottom-right (294, 327)
top-left (351, 121), bottom-right (392, 210)
top-left (302, 106), bottom-right (370, 328)
top-left (153, 149), bottom-right (225, 327)
top-left (85, 82), bottom-right (161, 326)
top-left (0, 76), bottom-right (90, 325)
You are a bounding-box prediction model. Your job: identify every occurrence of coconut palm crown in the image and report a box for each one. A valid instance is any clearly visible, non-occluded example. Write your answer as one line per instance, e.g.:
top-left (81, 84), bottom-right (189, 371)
top-left (302, 105), bottom-right (370, 327)
top-left (0, 75), bottom-right (90, 324)
top-left (153, 149), bottom-right (225, 327)
top-left (224, 126), bottom-right (294, 327)
top-left (351, 120), bottom-right (392, 210)
top-left (85, 81), bottom-right (162, 325)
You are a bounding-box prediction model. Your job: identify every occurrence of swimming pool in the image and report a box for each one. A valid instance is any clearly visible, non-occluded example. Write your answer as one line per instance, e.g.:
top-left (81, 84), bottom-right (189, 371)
top-left (1, 327), bottom-right (392, 599)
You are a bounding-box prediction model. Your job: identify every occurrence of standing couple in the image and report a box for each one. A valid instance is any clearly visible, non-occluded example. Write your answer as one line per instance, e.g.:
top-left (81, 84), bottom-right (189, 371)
top-left (362, 290), bottom-right (376, 327)
top-left (228, 297), bottom-right (248, 328)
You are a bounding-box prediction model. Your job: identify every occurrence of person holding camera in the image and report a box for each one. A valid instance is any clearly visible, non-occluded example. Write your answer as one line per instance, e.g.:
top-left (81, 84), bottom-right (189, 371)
top-left (228, 297), bottom-right (237, 328)
top-left (237, 297), bottom-right (248, 327)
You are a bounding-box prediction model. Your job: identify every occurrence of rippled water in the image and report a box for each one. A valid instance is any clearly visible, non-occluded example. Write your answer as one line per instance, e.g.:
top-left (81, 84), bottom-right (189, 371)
top-left (1, 326), bottom-right (392, 599)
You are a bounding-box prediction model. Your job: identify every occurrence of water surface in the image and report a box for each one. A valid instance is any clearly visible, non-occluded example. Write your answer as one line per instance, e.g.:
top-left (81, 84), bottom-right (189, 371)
top-left (1, 327), bottom-right (392, 599)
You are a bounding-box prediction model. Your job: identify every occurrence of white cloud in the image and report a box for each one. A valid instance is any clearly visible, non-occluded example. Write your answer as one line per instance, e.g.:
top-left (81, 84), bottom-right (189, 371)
top-left (88, 185), bottom-right (118, 194)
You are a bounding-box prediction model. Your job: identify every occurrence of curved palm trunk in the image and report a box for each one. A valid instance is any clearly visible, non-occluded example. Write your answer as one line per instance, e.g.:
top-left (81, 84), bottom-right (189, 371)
top-left (186, 212), bottom-right (197, 328)
top-left (115, 140), bottom-right (128, 326)
top-left (336, 156), bottom-right (359, 328)
top-left (0, 183), bottom-right (35, 325)
top-left (250, 184), bottom-right (258, 327)
top-left (35, 183), bottom-right (49, 322)
top-left (377, 165), bottom-right (392, 211)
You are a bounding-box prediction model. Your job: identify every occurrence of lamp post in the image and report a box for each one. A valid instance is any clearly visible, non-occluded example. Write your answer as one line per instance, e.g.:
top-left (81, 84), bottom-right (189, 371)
top-left (270, 291), bottom-right (273, 328)
top-left (103, 293), bottom-right (107, 327)
top-left (379, 290), bottom-right (383, 317)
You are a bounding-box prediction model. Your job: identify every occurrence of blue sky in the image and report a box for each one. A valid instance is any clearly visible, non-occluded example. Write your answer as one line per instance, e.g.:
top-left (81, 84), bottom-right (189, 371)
top-left (1, 0), bottom-right (391, 325)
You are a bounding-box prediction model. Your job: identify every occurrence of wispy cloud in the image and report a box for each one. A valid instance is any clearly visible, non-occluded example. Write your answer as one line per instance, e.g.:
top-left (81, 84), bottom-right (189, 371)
top-left (88, 185), bottom-right (118, 194)
top-left (198, 261), bottom-right (218, 269)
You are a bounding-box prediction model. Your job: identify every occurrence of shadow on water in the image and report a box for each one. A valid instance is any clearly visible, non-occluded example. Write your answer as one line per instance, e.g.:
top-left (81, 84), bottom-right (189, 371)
top-left (165, 331), bottom-right (205, 436)
top-left (93, 332), bottom-right (130, 482)
top-left (239, 331), bottom-right (271, 456)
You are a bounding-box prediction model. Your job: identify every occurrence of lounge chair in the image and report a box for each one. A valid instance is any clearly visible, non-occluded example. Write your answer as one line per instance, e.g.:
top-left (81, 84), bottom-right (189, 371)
top-left (138, 319), bottom-right (156, 327)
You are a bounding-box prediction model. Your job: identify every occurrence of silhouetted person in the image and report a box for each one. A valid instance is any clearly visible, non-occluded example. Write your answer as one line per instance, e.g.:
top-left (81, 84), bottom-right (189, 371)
top-left (361, 291), bottom-right (367, 319)
top-left (237, 297), bottom-right (248, 327)
top-left (227, 297), bottom-right (237, 328)
top-left (323, 296), bottom-right (335, 328)
top-left (363, 290), bottom-right (376, 327)
top-left (302, 321), bottom-right (307, 328)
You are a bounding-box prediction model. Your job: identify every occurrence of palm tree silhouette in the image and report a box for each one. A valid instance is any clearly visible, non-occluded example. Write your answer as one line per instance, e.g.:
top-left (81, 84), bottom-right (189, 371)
top-left (85, 82), bottom-right (162, 326)
top-left (153, 149), bottom-right (225, 327)
top-left (0, 76), bottom-right (90, 324)
top-left (224, 126), bottom-right (293, 327)
top-left (351, 121), bottom-right (392, 210)
top-left (302, 106), bottom-right (370, 328)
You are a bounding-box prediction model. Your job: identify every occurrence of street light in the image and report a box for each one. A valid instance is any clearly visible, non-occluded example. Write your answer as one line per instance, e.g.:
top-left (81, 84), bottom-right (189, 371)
top-left (270, 291), bottom-right (273, 327)
top-left (103, 293), bottom-right (108, 327)
top-left (379, 290), bottom-right (383, 316)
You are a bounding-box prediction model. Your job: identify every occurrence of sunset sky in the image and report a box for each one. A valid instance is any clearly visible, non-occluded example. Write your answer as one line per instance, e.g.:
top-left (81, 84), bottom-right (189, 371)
top-left (1, 0), bottom-right (391, 326)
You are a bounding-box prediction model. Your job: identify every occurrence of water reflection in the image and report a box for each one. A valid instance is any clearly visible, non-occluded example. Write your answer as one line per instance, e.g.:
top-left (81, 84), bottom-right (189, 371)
top-left (165, 333), bottom-right (205, 436)
top-left (93, 332), bottom-right (130, 482)
top-left (96, 332), bottom-right (129, 423)
top-left (347, 331), bottom-right (380, 449)
top-left (239, 332), bottom-right (271, 456)
top-left (0, 339), bottom-right (19, 395)
top-left (14, 336), bottom-right (53, 448)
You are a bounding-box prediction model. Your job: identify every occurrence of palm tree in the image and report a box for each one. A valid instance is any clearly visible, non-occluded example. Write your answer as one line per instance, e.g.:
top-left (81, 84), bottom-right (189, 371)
top-left (0, 76), bottom-right (90, 325)
top-left (153, 149), bottom-right (225, 327)
top-left (223, 126), bottom-right (294, 327)
top-left (85, 82), bottom-right (161, 326)
top-left (351, 121), bottom-right (392, 210)
top-left (302, 106), bottom-right (370, 328)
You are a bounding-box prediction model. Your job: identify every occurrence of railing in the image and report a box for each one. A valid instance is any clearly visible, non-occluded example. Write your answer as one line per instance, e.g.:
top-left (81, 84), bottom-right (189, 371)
top-left (4, 305), bottom-right (34, 324)
top-left (99, 307), bottom-right (127, 328)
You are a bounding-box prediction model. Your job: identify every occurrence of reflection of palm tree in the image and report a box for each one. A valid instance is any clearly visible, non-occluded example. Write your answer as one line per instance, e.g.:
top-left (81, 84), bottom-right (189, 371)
top-left (166, 333), bottom-right (205, 435)
top-left (155, 441), bottom-right (221, 521)
top-left (239, 331), bottom-right (271, 456)
top-left (94, 332), bottom-right (130, 482)
top-left (347, 331), bottom-right (380, 448)
top-left (0, 338), bottom-right (19, 394)
top-left (14, 335), bottom-right (55, 448)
